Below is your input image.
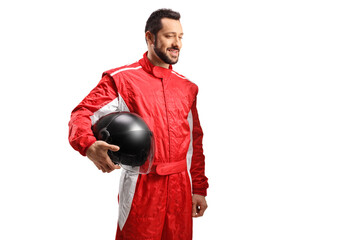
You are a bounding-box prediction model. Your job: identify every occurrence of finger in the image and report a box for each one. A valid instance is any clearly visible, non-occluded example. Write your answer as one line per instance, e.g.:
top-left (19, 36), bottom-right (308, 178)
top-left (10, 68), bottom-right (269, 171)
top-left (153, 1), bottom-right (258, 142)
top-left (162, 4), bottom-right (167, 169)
top-left (99, 163), bottom-right (111, 173)
top-left (192, 203), bottom-right (197, 217)
top-left (106, 155), bottom-right (120, 169)
top-left (198, 204), bottom-right (206, 217)
top-left (96, 141), bottom-right (120, 152)
top-left (94, 162), bottom-right (108, 173)
top-left (107, 144), bottom-right (120, 152)
top-left (104, 155), bottom-right (120, 171)
top-left (103, 163), bottom-right (116, 173)
top-left (95, 156), bottom-right (112, 173)
top-left (93, 162), bottom-right (102, 171)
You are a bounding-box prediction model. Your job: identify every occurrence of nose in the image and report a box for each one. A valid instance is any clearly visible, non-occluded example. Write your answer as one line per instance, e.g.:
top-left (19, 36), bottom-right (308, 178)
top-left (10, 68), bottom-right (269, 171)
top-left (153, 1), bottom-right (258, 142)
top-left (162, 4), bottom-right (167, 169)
top-left (172, 36), bottom-right (181, 49)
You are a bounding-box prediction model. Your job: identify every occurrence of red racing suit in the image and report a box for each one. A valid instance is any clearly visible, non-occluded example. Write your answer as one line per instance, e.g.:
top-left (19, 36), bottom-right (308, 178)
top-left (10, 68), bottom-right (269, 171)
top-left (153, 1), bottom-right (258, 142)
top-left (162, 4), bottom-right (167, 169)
top-left (68, 52), bottom-right (208, 240)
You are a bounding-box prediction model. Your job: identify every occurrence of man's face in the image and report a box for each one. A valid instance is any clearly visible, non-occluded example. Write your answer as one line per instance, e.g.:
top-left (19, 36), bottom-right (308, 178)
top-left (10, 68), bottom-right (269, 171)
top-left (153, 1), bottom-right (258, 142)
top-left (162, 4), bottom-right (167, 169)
top-left (153, 18), bottom-right (183, 65)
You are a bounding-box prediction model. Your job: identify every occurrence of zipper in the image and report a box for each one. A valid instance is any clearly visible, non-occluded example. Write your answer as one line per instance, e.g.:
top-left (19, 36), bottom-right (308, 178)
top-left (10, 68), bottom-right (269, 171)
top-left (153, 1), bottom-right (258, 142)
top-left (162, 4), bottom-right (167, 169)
top-left (161, 77), bottom-right (171, 163)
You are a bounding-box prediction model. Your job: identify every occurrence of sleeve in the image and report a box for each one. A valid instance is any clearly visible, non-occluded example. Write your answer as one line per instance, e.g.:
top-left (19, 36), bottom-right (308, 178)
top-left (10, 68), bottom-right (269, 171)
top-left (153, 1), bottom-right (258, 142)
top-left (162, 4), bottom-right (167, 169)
top-left (190, 97), bottom-right (209, 196)
top-left (68, 74), bottom-right (119, 156)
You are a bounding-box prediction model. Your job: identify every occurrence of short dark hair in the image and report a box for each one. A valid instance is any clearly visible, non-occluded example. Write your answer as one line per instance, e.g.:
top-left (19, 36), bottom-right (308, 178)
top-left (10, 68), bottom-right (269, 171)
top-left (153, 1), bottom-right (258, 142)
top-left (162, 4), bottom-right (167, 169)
top-left (145, 8), bottom-right (181, 36)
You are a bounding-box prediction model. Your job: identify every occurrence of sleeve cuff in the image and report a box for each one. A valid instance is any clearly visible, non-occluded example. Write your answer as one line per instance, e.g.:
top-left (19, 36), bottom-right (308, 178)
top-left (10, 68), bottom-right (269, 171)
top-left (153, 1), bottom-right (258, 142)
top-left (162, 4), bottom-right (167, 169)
top-left (192, 188), bottom-right (207, 196)
top-left (80, 138), bottom-right (97, 156)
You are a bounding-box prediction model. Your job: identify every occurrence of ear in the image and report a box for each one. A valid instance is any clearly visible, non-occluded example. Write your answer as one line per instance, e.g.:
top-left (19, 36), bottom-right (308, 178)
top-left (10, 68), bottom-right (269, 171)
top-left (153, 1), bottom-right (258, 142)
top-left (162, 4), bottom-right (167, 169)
top-left (145, 31), bottom-right (155, 45)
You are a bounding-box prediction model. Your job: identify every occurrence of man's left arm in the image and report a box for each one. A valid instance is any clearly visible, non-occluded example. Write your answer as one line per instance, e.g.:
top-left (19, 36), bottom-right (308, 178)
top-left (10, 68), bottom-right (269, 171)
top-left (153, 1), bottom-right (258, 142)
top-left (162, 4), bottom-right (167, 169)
top-left (189, 96), bottom-right (209, 217)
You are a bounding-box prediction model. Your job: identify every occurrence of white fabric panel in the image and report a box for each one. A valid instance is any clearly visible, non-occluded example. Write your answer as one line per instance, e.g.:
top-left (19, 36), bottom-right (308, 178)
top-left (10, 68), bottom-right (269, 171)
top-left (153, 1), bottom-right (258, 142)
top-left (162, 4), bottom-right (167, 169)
top-left (90, 97), bottom-right (120, 125)
top-left (118, 169), bottom-right (139, 230)
top-left (186, 110), bottom-right (194, 193)
top-left (111, 66), bottom-right (142, 77)
top-left (118, 94), bottom-right (130, 112)
top-left (87, 80), bottom-right (139, 230)
top-left (90, 93), bottom-right (130, 125)
top-left (109, 96), bottom-right (139, 230)
top-left (171, 70), bottom-right (187, 79)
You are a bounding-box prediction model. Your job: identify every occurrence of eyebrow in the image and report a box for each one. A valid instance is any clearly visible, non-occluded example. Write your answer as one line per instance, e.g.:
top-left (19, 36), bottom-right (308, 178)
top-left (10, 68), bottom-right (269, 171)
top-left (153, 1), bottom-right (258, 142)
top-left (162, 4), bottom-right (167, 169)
top-left (163, 32), bottom-right (184, 35)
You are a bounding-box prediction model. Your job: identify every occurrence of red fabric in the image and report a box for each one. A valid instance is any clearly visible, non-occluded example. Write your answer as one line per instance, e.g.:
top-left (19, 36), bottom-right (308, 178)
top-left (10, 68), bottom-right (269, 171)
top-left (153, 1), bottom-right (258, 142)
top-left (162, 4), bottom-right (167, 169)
top-left (153, 160), bottom-right (187, 175)
top-left (68, 74), bottom-right (118, 156)
top-left (190, 98), bottom-right (209, 196)
top-left (68, 52), bottom-right (208, 239)
top-left (116, 171), bottom-right (193, 239)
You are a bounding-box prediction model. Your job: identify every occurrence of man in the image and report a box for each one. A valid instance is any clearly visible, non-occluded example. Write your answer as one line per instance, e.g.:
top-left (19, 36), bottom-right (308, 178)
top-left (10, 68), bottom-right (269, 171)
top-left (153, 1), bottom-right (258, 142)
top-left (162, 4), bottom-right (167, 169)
top-left (68, 9), bottom-right (208, 240)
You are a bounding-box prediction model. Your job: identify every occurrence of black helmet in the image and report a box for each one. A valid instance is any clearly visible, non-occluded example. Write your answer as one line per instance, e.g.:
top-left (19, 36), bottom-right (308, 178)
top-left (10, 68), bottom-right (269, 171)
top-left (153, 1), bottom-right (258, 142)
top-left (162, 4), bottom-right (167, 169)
top-left (92, 112), bottom-right (154, 174)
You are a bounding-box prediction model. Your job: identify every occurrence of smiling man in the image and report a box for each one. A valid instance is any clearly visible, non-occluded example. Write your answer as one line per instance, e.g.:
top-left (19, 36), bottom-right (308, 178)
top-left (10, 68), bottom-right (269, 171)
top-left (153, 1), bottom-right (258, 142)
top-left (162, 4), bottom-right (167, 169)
top-left (69, 9), bottom-right (208, 240)
top-left (147, 15), bottom-right (183, 67)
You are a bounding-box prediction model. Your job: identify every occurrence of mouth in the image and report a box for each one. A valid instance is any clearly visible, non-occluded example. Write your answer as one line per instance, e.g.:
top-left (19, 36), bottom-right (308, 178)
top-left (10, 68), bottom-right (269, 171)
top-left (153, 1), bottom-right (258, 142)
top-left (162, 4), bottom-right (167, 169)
top-left (168, 48), bottom-right (179, 57)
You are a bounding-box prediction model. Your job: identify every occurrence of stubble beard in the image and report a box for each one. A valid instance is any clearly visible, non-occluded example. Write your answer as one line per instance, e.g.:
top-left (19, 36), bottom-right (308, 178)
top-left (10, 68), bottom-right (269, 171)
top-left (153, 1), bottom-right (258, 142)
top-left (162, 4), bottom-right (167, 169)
top-left (154, 38), bottom-right (179, 65)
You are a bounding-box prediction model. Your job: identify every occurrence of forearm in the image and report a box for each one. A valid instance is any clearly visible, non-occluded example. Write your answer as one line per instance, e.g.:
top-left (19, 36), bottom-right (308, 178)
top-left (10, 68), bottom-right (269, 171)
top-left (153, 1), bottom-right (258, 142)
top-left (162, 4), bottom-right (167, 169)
top-left (189, 97), bottom-right (209, 196)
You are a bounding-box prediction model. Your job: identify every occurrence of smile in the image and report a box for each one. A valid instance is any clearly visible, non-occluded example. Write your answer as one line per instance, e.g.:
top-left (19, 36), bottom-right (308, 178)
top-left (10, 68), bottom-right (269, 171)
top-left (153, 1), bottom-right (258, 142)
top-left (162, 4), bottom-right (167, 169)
top-left (168, 48), bottom-right (179, 57)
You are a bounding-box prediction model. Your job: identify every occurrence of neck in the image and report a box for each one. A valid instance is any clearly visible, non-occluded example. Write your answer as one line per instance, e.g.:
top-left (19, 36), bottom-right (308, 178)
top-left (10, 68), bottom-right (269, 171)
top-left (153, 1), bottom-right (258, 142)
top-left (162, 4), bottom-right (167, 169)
top-left (147, 49), bottom-right (170, 69)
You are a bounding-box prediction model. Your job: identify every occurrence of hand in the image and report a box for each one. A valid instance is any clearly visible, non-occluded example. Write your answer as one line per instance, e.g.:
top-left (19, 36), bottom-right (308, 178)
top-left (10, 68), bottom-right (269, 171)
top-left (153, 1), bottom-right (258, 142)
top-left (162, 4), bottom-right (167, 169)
top-left (192, 194), bottom-right (208, 218)
top-left (86, 141), bottom-right (121, 173)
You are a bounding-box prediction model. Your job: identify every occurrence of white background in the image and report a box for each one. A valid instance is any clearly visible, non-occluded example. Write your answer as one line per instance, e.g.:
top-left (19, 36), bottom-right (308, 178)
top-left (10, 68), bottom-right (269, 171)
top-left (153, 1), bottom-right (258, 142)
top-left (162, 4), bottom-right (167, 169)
top-left (1, 0), bottom-right (360, 239)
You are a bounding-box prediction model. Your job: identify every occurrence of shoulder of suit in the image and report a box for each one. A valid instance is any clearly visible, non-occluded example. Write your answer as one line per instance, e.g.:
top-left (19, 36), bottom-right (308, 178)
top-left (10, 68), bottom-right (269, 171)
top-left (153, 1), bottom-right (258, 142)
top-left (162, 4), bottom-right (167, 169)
top-left (171, 70), bottom-right (198, 85)
top-left (170, 70), bottom-right (188, 80)
top-left (103, 62), bottom-right (142, 77)
top-left (171, 70), bottom-right (199, 95)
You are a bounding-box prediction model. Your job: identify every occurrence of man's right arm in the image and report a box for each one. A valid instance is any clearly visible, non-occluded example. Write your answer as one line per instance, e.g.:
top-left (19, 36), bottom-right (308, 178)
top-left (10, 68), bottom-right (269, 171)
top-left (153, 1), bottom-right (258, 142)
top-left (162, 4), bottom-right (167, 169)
top-left (68, 74), bottom-right (120, 172)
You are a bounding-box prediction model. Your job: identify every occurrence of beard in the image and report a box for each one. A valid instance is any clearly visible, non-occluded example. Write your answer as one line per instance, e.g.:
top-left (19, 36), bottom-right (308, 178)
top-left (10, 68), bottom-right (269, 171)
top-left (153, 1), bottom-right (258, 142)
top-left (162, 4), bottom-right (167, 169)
top-left (154, 38), bottom-right (180, 65)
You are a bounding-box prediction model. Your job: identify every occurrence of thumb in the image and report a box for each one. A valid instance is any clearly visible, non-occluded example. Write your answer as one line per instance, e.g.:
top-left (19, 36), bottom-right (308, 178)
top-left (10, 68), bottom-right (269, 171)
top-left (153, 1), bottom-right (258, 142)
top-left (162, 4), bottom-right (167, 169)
top-left (107, 144), bottom-right (120, 152)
